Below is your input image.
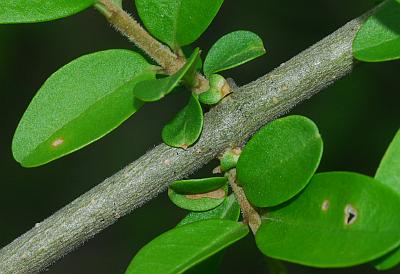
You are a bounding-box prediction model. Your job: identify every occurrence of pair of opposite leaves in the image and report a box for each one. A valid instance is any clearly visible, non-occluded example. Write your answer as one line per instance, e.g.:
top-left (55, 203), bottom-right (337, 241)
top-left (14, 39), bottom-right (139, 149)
top-left (6, 0), bottom-right (265, 167)
top-left (125, 116), bottom-right (400, 274)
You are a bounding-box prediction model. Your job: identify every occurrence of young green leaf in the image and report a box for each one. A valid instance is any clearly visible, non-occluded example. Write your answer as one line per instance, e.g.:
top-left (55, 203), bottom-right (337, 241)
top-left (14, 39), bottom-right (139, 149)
top-left (204, 30), bottom-right (266, 77)
top-left (168, 185), bottom-right (227, 212)
top-left (219, 148), bottom-right (242, 172)
top-left (256, 172), bottom-right (400, 267)
top-left (135, 0), bottom-right (224, 50)
top-left (353, 0), bottom-right (400, 62)
top-left (236, 115), bottom-right (323, 207)
top-left (0, 0), bottom-right (95, 24)
top-left (170, 177), bottom-right (228, 195)
top-left (125, 219), bottom-right (248, 274)
top-left (198, 74), bottom-right (231, 105)
top-left (373, 129), bottom-right (400, 270)
top-left (12, 50), bottom-right (155, 167)
top-left (178, 194), bottom-right (241, 226)
top-left (132, 49), bottom-right (200, 102)
top-left (162, 94), bottom-right (203, 149)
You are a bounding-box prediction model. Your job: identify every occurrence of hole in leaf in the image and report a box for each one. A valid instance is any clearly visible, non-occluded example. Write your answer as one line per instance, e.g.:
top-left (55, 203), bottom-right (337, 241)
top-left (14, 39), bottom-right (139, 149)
top-left (344, 204), bottom-right (357, 225)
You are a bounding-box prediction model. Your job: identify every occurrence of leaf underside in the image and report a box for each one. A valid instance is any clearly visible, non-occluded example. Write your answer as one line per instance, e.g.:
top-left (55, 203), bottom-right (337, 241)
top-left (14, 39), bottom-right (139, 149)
top-left (168, 185), bottom-right (227, 212)
top-left (178, 194), bottom-right (241, 226)
top-left (162, 94), bottom-right (203, 149)
top-left (170, 177), bottom-right (228, 195)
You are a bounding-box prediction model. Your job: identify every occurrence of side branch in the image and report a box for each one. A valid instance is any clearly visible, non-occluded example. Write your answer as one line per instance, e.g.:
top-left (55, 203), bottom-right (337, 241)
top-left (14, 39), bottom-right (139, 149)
top-left (96, 0), bottom-right (209, 92)
top-left (97, 0), bottom-right (182, 73)
top-left (0, 11), bottom-right (368, 273)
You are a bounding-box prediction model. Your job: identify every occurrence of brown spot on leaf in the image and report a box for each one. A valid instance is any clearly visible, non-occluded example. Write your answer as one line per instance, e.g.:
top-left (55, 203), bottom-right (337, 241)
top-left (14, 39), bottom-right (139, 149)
top-left (51, 138), bottom-right (64, 148)
top-left (344, 204), bottom-right (358, 225)
top-left (186, 188), bottom-right (226, 200)
top-left (321, 200), bottom-right (329, 211)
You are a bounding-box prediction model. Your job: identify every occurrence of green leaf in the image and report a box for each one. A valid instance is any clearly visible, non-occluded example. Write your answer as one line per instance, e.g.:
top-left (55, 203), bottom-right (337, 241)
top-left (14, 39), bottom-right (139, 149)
top-left (373, 129), bottom-right (400, 270)
top-left (125, 219), bottom-right (249, 274)
top-left (162, 94), bottom-right (203, 149)
top-left (178, 194), bottom-right (241, 226)
top-left (198, 74), bottom-right (231, 105)
top-left (12, 50), bottom-right (155, 167)
top-left (204, 30), bottom-right (266, 77)
top-left (168, 185), bottom-right (227, 212)
top-left (375, 129), bottom-right (400, 193)
top-left (0, 0), bottom-right (95, 24)
top-left (135, 0), bottom-right (224, 50)
top-left (236, 115), bottom-right (323, 207)
top-left (133, 49), bottom-right (200, 102)
top-left (170, 177), bottom-right (228, 195)
top-left (178, 194), bottom-right (241, 274)
top-left (219, 148), bottom-right (241, 172)
top-left (256, 172), bottom-right (400, 267)
top-left (353, 0), bottom-right (400, 62)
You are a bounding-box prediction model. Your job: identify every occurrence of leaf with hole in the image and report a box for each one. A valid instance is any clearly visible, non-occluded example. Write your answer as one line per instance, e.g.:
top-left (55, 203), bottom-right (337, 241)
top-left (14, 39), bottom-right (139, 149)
top-left (135, 0), bottom-right (224, 50)
top-left (256, 172), bottom-right (400, 267)
top-left (133, 49), bottom-right (200, 102)
top-left (353, 0), bottom-right (400, 62)
top-left (236, 115), bottom-right (323, 207)
top-left (373, 129), bottom-right (400, 270)
top-left (169, 185), bottom-right (227, 212)
top-left (162, 94), bottom-right (203, 149)
top-left (125, 219), bottom-right (249, 274)
top-left (170, 177), bottom-right (227, 195)
top-left (12, 50), bottom-right (155, 167)
top-left (178, 194), bottom-right (240, 226)
top-left (0, 0), bottom-right (95, 24)
top-left (204, 30), bottom-right (266, 77)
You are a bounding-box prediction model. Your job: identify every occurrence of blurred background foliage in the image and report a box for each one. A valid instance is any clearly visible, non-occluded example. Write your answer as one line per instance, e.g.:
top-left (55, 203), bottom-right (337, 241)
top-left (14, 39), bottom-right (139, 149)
top-left (0, 0), bottom-right (399, 273)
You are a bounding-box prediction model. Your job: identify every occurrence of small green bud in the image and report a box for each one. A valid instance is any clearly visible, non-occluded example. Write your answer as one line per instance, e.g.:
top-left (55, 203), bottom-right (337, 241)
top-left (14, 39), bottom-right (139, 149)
top-left (199, 74), bottom-right (231, 105)
top-left (219, 147), bottom-right (242, 171)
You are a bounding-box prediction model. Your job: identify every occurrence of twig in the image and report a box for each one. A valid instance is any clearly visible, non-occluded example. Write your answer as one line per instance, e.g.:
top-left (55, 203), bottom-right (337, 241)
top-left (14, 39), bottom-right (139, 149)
top-left (95, 0), bottom-right (209, 92)
top-left (227, 169), bottom-right (261, 234)
top-left (0, 9), bottom-right (369, 273)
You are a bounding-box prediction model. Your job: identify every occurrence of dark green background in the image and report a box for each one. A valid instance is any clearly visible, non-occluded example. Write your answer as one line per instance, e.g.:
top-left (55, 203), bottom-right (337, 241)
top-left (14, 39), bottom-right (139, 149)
top-left (1, 0), bottom-right (399, 273)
